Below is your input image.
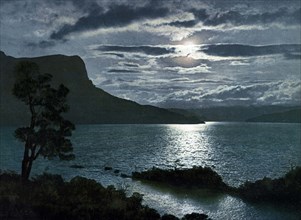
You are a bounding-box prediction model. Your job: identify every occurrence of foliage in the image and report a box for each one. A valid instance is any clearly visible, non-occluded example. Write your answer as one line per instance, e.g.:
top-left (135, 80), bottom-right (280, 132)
top-left (182, 213), bottom-right (210, 220)
top-left (12, 61), bottom-right (75, 181)
top-left (132, 166), bottom-right (301, 205)
top-left (0, 172), bottom-right (210, 220)
top-left (3, 167), bottom-right (299, 219)
top-left (237, 166), bottom-right (301, 203)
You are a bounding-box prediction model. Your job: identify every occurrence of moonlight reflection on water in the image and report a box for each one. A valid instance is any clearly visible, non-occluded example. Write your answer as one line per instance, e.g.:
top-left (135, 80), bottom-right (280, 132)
top-left (1, 123), bottom-right (300, 219)
top-left (162, 124), bottom-right (212, 168)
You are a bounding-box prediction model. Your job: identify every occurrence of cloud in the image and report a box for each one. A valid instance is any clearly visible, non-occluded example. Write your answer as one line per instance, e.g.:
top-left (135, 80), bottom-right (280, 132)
top-left (191, 8), bottom-right (209, 21)
top-left (201, 81), bottom-right (301, 105)
top-left (258, 81), bottom-right (301, 104)
top-left (202, 84), bottom-right (267, 100)
top-left (163, 65), bottom-right (211, 75)
top-left (50, 4), bottom-right (169, 40)
top-left (67, 0), bottom-right (102, 13)
top-left (284, 53), bottom-right (301, 60)
top-left (96, 45), bottom-right (175, 56)
top-left (108, 69), bottom-right (139, 73)
top-left (26, 40), bottom-right (56, 48)
top-left (229, 60), bottom-right (250, 66)
top-left (161, 8), bottom-right (208, 28)
top-left (158, 56), bottom-right (208, 68)
top-left (165, 7), bottom-right (301, 28)
top-left (123, 63), bottom-right (140, 67)
top-left (167, 20), bottom-right (197, 28)
top-left (157, 80), bottom-right (301, 108)
top-left (100, 53), bottom-right (125, 58)
top-left (207, 7), bottom-right (301, 28)
top-left (2, 0), bottom-right (300, 108)
top-left (201, 44), bottom-right (301, 57)
top-left (204, 8), bottom-right (301, 26)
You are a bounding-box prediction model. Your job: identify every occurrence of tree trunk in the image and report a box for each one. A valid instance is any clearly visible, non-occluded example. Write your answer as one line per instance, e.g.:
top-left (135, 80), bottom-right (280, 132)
top-left (21, 146), bottom-right (34, 183)
top-left (21, 98), bottom-right (36, 183)
top-left (21, 158), bottom-right (33, 183)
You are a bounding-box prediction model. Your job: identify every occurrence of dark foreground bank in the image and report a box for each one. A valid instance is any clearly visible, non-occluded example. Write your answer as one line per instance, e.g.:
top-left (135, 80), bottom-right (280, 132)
top-left (0, 172), bottom-right (210, 220)
top-left (132, 166), bottom-right (301, 204)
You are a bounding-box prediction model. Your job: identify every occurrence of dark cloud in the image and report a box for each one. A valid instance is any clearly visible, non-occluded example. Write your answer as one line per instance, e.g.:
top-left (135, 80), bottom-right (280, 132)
top-left (102, 53), bottom-right (125, 58)
top-left (167, 7), bottom-right (301, 28)
top-left (50, 4), bottom-right (169, 40)
top-left (191, 8), bottom-right (209, 21)
top-left (124, 63), bottom-right (140, 67)
top-left (48, 0), bottom-right (99, 11)
top-left (108, 69), bottom-right (139, 73)
top-left (69, 0), bottom-right (101, 13)
top-left (205, 7), bottom-right (301, 26)
top-left (201, 44), bottom-right (301, 57)
top-left (167, 20), bottom-right (197, 27)
top-left (284, 53), bottom-right (301, 60)
top-left (26, 40), bottom-right (56, 49)
top-left (96, 45), bottom-right (175, 56)
top-left (165, 9), bottom-right (208, 28)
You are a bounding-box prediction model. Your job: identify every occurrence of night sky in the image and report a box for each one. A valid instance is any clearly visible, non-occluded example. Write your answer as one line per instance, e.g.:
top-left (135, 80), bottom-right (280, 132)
top-left (1, 0), bottom-right (300, 108)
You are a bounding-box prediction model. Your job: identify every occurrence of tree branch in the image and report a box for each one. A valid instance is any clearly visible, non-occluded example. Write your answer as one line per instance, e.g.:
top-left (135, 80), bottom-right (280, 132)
top-left (33, 146), bottom-right (42, 160)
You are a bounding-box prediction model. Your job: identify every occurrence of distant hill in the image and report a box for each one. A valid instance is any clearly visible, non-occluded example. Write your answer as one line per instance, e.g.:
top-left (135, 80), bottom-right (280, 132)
top-left (246, 109), bottom-right (301, 123)
top-left (169, 106), bottom-right (301, 122)
top-left (0, 51), bottom-right (202, 125)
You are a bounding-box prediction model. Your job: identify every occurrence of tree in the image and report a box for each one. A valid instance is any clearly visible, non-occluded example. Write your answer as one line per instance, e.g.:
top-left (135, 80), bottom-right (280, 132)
top-left (13, 61), bottom-right (75, 182)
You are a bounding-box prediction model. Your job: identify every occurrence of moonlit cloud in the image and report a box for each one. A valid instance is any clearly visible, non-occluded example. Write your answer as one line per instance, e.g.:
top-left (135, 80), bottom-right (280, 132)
top-left (1, 0), bottom-right (300, 108)
top-left (157, 56), bottom-right (208, 68)
top-left (156, 81), bottom-right (301, 108)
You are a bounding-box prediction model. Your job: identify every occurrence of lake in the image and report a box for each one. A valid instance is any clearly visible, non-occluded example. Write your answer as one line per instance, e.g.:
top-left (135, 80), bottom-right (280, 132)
top-left (1, 122), bottom-right (301, 219)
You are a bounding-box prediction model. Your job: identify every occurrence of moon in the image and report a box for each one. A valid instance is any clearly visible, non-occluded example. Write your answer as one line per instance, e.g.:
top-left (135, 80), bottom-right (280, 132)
top-left (181, 40), bottom-right (198, 57)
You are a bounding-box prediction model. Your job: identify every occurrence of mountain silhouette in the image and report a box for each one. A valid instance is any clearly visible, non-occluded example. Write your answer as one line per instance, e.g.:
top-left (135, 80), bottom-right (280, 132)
top-left (246, 109), bottom-right (301, 123)
top-left (0, 51), bottom-right (202, 125)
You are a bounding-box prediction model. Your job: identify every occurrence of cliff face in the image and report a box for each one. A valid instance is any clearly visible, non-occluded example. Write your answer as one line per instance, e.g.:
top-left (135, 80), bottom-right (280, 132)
top-left (0, 51), bottom-right (201, 125)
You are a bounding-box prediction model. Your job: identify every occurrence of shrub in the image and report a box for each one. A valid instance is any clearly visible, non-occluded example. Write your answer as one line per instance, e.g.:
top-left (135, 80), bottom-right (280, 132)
top-left (238, 166), bottom-right (301, 203)
top-left (132, 166), bottom-right (228, 190)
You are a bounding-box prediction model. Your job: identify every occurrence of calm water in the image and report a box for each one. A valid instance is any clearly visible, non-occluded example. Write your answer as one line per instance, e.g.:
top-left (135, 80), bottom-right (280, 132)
top-left (1, 122), bottom-right (301, 219)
